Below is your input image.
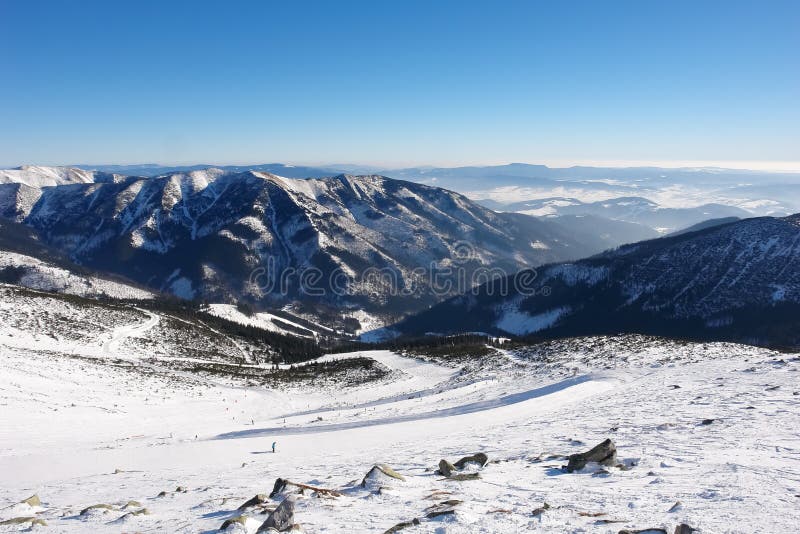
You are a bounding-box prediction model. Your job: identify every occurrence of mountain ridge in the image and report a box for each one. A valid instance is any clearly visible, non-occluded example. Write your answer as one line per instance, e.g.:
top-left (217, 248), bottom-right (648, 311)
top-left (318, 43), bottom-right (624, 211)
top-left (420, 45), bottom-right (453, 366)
top-left (393, 213), bottom-right (800, 347)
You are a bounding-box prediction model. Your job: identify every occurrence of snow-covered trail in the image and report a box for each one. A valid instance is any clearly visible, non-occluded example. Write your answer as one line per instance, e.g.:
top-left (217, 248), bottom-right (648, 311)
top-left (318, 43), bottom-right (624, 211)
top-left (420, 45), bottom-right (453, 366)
top-left (283, 350), bottom-right (458, 417)
top-left (101, 308), bottom-right (160, 357)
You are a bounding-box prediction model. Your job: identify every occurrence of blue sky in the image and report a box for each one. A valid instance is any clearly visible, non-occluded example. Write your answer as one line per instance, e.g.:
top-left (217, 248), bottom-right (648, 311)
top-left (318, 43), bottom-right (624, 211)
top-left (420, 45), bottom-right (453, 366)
top-left (1, 0), bottom-right (798, 169)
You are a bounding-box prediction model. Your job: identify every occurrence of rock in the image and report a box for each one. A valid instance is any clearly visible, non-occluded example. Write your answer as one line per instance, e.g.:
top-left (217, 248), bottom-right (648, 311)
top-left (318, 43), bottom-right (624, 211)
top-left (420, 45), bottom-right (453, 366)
top-left (22, 494), bottom-right (41, 507)
top-left (566, 439), bottom-right (618, 472)
top-left (0, 517), bottom-right (38, 526)
top-left (269, 478), bottom-right (341, 498)
top-left (123, 500), bottom-right (142, 509)
top-left (667, 501), bottom-right (682, 513)
top-left (176, 486), bottom-right (188, 492)
top-left (118, 508), bottom-right (150, 519)
top-left (700, 419), bottom-right (715, 425)
top-left (383, 517), bottom-right (420, 533)
top-left (424, 500), bottom-right (461, 515)
top-left (532, 503), bottom-right (551, 516)
top-left (258, 497), bottom-right (295, 532)
top-left (361, 464), bottom-right (405, 489)
top-left (674, 524), bottom-right (697, 534)
top-left (618, 529), bottom-right (668, 534)
top-left (453, 452), bottom-right (489, 469)
top-left (426, 509), bottom-right (456, 519)
top-left (438, 459), bottom-right (456, 477)
top-left (239, 494), bottom-right (269, 510)
top-left (448, 473), bottom-right (480, 481)
top-left (221, 515), bottom-right (249, 530)
top-left (80, 503), bottom-right (115, 515)
top-left (270, 478), bottom-right (290, 498)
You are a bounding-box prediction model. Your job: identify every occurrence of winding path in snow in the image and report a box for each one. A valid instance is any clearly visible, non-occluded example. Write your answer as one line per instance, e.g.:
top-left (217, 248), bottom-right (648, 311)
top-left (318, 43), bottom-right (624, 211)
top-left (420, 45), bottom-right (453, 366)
top-left (101, 308), bottom-right (160, 358)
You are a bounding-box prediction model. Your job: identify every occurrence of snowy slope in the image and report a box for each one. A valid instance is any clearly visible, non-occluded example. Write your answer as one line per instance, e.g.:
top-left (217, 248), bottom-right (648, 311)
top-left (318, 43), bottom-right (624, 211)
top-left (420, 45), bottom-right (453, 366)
top-left (1, 295), bottom-right (798, 533)
top-left (0, 251), bottom-right (155, 299)
top-left (0, 166), bottom-right (111, 187)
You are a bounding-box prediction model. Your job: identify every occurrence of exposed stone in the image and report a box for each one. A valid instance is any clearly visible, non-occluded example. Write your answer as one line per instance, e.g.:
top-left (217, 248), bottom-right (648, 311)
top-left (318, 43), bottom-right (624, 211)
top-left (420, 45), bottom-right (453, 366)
top-left (565, 439), bottom-right (617, 472)
top-left (270, 478), bottom-right (342, 498)
top-left (532, 502), bottom-right (551, 516)
top-left (22, 494), bottom-right (41, 507)
top-left (618, 529), bottom-right (668, 534)
top-left (448, 473), bottom-right (480, 481)
top-left (426, 509), bottom-right (456, 519)
top-left (239, 494), bottom-right (269, 510)
top-left (438, 459), bottom-right (456, 477)
top-left (0, 517), bottom-right (38, 526)
top-left (258, 497), bottom-right (295, 532)
top-left (700, 419), bottom-right (715, 425)
top-left (80, 503), bottom-right (115, 515)
top-left (221, 515), bottom-right (249, 530)
top-left (453, 452), bottom-right (489, 469)
top-left (270, 478), bottom-right (290, 498)
top-left (383, 517), bottom-right (420, 533)
top-left (674, 524), bottom-right (697, 534)
top-left (361, 464), bottom-right (405, 488)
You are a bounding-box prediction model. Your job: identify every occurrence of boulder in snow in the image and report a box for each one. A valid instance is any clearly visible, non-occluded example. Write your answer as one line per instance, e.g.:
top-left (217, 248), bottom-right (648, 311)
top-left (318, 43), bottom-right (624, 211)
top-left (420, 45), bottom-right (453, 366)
top-left (361, 464), bottom-right (406, 490)
top-left (257, 496), bottom-right (295, 532)
top-left (453, 452), bottom-right (489, 469)
top-left (565, 438), bottom-right (617, 472)
top-left (438, 459), bottom-right (456, 476)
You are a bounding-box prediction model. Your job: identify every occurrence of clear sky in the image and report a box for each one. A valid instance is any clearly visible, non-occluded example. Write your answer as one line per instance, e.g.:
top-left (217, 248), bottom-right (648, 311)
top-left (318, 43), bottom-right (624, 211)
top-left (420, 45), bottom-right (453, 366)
top-left (1, 0), bottom-right (798, 169)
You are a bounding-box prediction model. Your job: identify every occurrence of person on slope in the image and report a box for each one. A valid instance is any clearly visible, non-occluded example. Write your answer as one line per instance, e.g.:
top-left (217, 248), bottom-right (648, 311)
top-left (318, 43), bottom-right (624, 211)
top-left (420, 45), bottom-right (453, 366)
top-left (272, 441), bottom-right (277, 453)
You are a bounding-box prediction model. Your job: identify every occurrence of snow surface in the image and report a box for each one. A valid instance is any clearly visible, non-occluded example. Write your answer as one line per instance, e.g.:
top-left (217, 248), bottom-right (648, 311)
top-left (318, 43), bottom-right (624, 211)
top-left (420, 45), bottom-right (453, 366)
top-left (1, 289), bottom-right (799, 534)
top-left (0, 251), bottom-right (154, 300)
top-left (0, 166), bottom-right (97, 188)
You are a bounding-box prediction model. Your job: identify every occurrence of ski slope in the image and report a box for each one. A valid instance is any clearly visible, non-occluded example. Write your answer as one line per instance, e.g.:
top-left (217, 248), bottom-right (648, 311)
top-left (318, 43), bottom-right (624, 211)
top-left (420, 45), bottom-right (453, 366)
top-left (1, 315), bottom-right (799, 533)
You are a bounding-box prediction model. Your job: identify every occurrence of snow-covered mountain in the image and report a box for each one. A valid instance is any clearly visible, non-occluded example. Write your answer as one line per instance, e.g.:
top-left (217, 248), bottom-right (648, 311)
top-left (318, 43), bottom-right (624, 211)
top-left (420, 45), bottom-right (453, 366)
top-left (395, 213), bottom-right (800, 346)
top-left (498, 196), bottom-right (751, 233)
top-left (0, 165), bottom-right (121, 188)
top-left (0, 167), bottom-right (622, 317)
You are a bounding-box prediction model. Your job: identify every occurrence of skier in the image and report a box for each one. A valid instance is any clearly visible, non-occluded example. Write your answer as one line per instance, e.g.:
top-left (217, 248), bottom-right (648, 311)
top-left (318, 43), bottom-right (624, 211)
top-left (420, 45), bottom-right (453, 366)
top-left (272, 441), bottom-right (277, 453)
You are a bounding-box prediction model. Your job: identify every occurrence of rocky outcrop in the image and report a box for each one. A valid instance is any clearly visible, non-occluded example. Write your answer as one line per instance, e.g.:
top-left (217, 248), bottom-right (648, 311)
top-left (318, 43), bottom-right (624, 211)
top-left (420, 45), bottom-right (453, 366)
top-left (384, 518), bottom-right (420, 533)
top-left (453, 452), bottom-right (489, 469)
top-left (257, 497), bottom-right (295, 532)
top-left (437, 452), bottom-right (489, 479)
top-left (270, 478), bottom-right (342, 498)
top-left (438, 459), bottom-right (456, 477)
top-left (361, 464), bottom-right (406, 490)
top-left (565, 439), bottom-right (617, 472)
top-left (238, 494), bottom-right (268, 510)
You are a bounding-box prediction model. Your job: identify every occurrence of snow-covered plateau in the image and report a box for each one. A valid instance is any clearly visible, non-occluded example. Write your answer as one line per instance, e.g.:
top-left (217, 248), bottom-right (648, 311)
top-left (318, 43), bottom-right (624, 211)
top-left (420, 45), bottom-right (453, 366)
top-left (1, 288), bottom-right (798, 533)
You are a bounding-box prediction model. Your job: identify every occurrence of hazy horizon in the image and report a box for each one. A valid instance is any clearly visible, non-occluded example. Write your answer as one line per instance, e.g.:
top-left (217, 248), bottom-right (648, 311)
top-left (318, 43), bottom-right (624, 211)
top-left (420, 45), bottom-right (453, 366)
top-left (5, 159), bottom-right (800, 174)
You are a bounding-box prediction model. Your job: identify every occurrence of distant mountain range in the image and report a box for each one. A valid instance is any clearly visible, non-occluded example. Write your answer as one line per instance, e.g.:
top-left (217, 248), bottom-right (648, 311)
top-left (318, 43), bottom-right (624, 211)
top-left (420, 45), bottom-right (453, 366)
top-left (395, 214), bottom-right (800, 347)
top-left (493, 196), bottom-right (751, 233)
top-left (0, 166), bottom-right (656, 322)
top-left (7, 161), bottom-right (794, 234)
